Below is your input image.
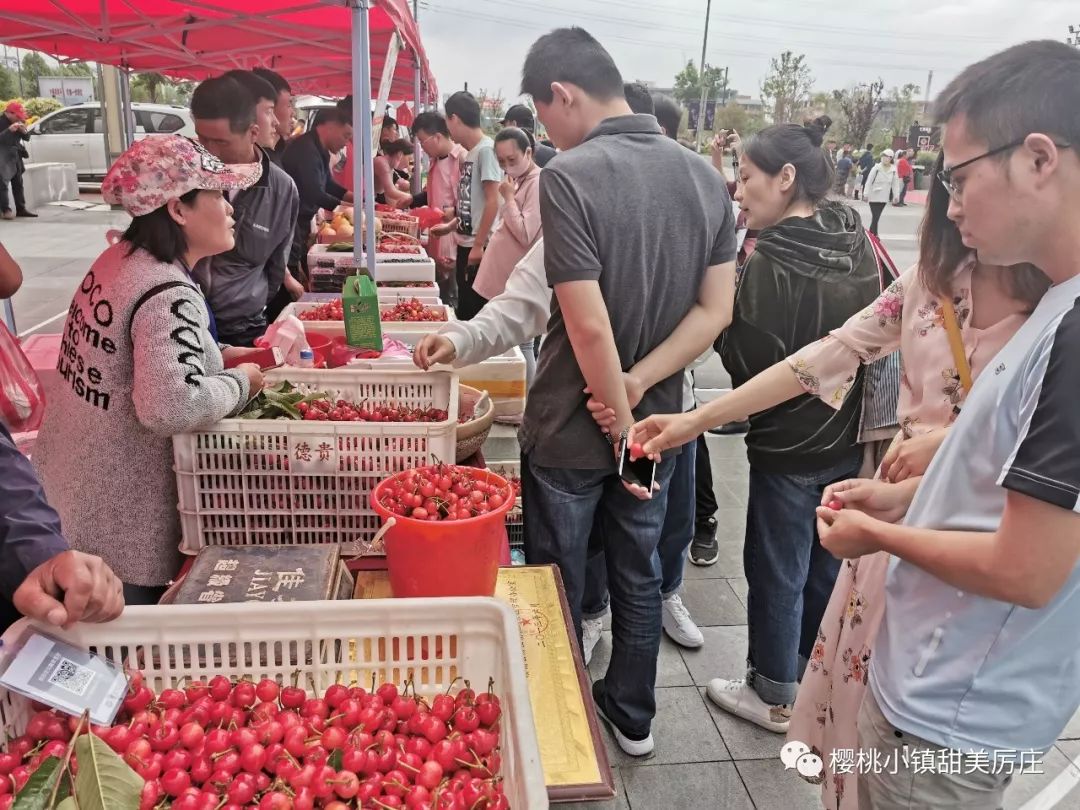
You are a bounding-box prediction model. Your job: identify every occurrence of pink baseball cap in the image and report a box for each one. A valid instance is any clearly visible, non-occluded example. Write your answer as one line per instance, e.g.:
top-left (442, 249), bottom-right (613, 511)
top-left (5, 102), bottom-right (27, 121)
top-left (101, 135), bottom-right (262, 216)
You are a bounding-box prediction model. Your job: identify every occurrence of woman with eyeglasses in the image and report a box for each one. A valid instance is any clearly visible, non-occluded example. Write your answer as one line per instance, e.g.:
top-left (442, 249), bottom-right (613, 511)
top-left (632, 151), bottom-right (1048, 808)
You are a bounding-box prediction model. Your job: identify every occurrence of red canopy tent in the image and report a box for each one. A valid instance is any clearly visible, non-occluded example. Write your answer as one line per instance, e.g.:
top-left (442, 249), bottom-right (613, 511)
top-left (0, 0), bottom-right (437, 101)
top-left (0, 0), bottom-right (438, 276)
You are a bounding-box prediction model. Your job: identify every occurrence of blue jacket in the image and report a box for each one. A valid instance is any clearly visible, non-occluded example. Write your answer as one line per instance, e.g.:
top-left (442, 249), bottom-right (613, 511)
top-left (0, 422), bottom-right (68, 627)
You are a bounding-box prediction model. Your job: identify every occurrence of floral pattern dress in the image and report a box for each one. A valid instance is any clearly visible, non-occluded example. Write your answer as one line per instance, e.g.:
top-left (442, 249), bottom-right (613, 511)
top-left (784, 256), bottom-right (1028, 810)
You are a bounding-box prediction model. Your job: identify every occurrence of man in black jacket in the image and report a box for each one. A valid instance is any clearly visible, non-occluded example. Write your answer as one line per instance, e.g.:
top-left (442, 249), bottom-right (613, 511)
top-left (0, 102), bottom-right (35, 219)
top-left (191, 76), bottom-right (300, 346)
top-left (282, 107), bottom-right (354, 277)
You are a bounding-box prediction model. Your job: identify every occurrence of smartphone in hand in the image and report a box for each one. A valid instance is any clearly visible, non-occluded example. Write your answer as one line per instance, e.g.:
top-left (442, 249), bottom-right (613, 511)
top-left (619, 440), bottom-right (657, 491)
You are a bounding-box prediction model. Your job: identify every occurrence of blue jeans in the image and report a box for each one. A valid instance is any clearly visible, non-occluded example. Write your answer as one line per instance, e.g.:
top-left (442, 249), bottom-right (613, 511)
top-left (744, 454), bottom-right (861, 705)
top-left (522, 452), bottom-right (676, 738)
top-left (582, 439), bottom-right (696, 618)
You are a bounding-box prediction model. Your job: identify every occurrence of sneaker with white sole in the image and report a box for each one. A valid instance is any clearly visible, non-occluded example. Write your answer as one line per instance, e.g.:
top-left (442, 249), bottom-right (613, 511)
top-left (592, 680), bottom-right (654, 757)
top-left (662, 593), bottom-right (704, 648)
top-left (705, 677), bottom-right (791, 733)
top-left (582, 617), bottom-right (603, 666)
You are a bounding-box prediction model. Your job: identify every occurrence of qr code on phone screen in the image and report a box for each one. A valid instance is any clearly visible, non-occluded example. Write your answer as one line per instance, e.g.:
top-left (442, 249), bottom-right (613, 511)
top-left (47, 658), bottom-right (94, 697)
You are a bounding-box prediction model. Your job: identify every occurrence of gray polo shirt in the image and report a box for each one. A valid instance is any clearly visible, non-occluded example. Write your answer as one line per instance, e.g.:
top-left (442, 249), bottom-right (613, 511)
top-left (520, 115), bottom-right (736, 469)
top-left (871, 272), bottom-right (1080, 754)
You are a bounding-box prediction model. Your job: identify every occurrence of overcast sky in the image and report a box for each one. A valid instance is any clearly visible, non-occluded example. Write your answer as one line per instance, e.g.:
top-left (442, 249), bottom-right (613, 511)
top-left (417, 0), bottom-right (1077, 107)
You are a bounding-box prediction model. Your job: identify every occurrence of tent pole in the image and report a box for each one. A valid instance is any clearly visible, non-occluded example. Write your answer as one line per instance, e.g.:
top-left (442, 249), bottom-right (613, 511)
top-left (2, 299), bottom-right (16, 335)
top-left (352, 0), bottom-right (377, 279)
top-left (411, 50), bottom-right (422, 195)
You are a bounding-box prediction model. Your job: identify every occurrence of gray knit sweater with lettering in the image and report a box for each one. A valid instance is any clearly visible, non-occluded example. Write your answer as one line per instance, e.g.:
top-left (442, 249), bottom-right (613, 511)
top-left (34, 242), bottom-right (250, 586)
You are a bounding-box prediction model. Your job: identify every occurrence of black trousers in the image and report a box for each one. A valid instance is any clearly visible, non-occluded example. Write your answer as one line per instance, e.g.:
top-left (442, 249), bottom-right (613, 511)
top-left (455, 245), bottom-right (488, 322)
top-left (868, 202), bottom-right (886, 236)
top-left (695, 433), bottom-right (718, 527)
top-left (0, 171), bottom-right (26, 213)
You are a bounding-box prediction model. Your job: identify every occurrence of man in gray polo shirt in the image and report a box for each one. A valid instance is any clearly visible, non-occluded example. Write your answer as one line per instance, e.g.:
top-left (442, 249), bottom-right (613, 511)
top-left (816, 40), bottom-right (1080, 808)
top-left (191, 75), bottom-right (299, 346)
top-left (519, 27), bottom-right (737, 757)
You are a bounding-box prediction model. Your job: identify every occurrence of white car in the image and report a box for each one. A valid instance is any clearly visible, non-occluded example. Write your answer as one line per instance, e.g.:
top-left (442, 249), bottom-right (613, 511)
top-left (26, 102), bottom-right (195, 179)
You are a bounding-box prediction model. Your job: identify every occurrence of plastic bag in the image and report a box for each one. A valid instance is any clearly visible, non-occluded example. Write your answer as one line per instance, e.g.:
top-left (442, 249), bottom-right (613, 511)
top-left (254, 315), bottom-right (310, 366)
top-left (0, 322), bottom-right (46, 433)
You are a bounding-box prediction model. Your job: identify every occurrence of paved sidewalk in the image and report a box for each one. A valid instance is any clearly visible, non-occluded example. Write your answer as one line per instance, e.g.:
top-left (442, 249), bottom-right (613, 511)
top-left (547, 433), bottom-right (1080, 809)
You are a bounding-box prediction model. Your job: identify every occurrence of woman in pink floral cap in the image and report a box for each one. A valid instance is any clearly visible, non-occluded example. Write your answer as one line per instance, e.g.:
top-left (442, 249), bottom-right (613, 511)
top-left (33, 135), bottom-right (266, 606)
top-left (629, 151), bottom-right (1047, 809)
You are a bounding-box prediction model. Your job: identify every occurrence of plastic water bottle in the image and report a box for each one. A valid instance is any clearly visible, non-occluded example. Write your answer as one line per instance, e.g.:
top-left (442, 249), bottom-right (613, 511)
top-left (298, 348), bottom-right (315, 369)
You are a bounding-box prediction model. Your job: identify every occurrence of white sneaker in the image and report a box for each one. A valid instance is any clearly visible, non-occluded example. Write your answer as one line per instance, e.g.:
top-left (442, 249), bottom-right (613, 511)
top-left (705, 677), bottom-right (791, 733)
top-left (662, 593), bottom-right (704, 649)
top-left (582, 617), bottom-right (603, 666)
top-left (592, 683), bottom-right (655, 757)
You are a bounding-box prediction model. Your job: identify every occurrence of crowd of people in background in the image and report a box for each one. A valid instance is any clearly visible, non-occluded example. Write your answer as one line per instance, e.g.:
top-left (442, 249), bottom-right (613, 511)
top-left (2, 22), bottom-right (1080, 810)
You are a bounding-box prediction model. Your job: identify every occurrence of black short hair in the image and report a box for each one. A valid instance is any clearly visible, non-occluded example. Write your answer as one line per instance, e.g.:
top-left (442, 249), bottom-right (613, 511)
top-left (190, 76), bottom-right (256, 133)
top-left (411, 111), bottom-right (449, 138)
top-left (381, 115), bottom-right (398, 130)
top-left (316, 106), bottom-right (349, 127)
top-left (934, 40), bottom-right (1080, 150)
top-left (382, 138), bottom-right (413, 157)
top-left (744, 116), bottom-right (834, 205)
top-left (222, 70), bottom-right (277, 104)
top-left (623, 82), bottom-right (654, 115)
top-left (252, 67), bottom-right (291, 96)
top-left (865, 143), bottom-right (874, 150)
top-left (445, 91), bottom-right (482, 129)
top-left (495, 126), bottom-right (534, 153)
top-left (123, 189), bottom-right (199, 264)
top-left (652, 95), bottom-right (682, 139)
top-left (521, 27), bottom-right (624, 105)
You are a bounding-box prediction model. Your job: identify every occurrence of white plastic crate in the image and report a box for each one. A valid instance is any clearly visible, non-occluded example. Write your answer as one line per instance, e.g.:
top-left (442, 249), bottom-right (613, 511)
top-left (376, 343), bottom-right (527, 422)
top-left (375, 282), bottom-right (439, 299)
top-left (174, 369), bottom-right (458, 552)
top-left (378, 292), bottom-right (441, 305)
top-left (279, 301), bottom-right (456, 340)
top-left (0, 600), bottom-right (548, 809)
top-left (307, 244), bottom-right (436, 284)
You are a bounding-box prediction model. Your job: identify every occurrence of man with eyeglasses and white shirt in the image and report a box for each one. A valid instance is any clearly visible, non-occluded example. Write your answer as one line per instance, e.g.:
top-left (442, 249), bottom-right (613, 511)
top-left (816, 40), bottom-right (1080, 809)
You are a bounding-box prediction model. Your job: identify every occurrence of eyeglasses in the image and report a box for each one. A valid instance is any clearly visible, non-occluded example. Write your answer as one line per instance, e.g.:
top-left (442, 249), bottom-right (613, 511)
top-left (938, 138), bottom-right (1074, 199)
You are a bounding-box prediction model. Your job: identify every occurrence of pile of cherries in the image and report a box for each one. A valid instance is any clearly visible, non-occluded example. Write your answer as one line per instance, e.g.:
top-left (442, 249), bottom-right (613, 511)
top-left (377, 282), bottom-right (435, 289)
top-left (378, 464), bottom-right (512, 522)
top-left (298, 399), bottom-right (449, 424)
top-left (1, 673), bottom-right (510, 810)
top-left (298, 301), bottom-right (344, 322)
top-left (381, 301), bottom-right (446, 323)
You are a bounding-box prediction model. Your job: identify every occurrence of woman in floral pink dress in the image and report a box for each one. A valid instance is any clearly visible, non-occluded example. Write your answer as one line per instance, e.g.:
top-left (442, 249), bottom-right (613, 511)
top-left (629, 157), bottom-right (1047, 807)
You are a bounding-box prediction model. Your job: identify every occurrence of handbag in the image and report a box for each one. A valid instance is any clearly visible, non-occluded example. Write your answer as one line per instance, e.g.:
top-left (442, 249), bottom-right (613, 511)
top-left (858, 231), bottom-right (903, 441)
top-left (0, 322), bottom-right (46, 433)
top-left (940, 297), bottom-right (973, 393)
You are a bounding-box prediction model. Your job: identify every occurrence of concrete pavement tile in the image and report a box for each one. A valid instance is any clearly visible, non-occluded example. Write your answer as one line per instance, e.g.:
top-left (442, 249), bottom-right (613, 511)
top-left (735, 758), bottom-right (822, 809)
top-left (704, 434), bottom-right (746, 460)
top-left (1003, 745), bottom-right (1073, 809)
top-left (718, 480), bottom-right (748, 508)
top-left (621, 761), bottom-right (754, 810)
top-left (588, 632), bottom-right (693, 688)
top-left (712, 540), bottom-right (745, 579)
top-left (678, 578), bottom-right (746, 627)
top-left (1059, 707), bottom-right (1080, 740)
top-left (599, 687), bottom-right (730, 767)
top-left (726, 577), bottom-right (748, 608)
top-left (679, 626), bottom-right (747, 688)
top-left (558, 765), bottom-right (630, 810)
top-left (700, 687), bottom-right (787, 762)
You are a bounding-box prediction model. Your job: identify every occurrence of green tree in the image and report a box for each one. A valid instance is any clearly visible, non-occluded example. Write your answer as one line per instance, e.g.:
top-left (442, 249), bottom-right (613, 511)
top-left (673, 60), bottom-right (726, 107)
top-left (887, 83), bottom-right (922, 138)
top-left (832, 79), bottom-right (886, 147)
top-left (19, 52), bottom-right (49, 98)
top-left (131, 72), bottom-right (168, 103)
top-left (60, 62), bottom-right (92, 77)
top-left (760, 51), bottom-right (813, 124)
top-left (0, 65), bottom-right (16, 100)
top-left (713, 102), bottom-right (749, 135)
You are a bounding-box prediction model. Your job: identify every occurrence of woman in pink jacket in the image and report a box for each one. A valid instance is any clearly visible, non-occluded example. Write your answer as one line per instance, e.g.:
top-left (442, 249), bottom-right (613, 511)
top-left (472, 127), bottom-right (542, 385)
